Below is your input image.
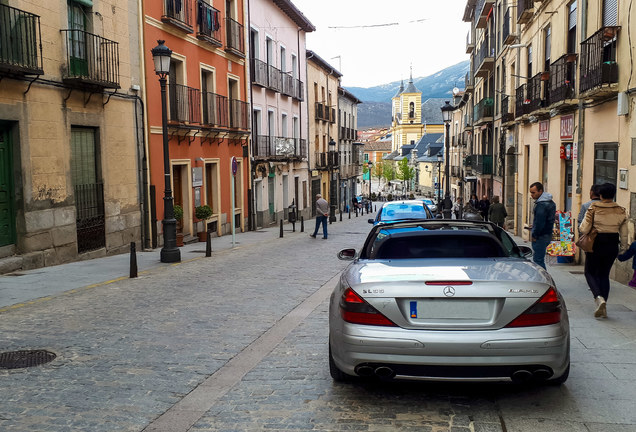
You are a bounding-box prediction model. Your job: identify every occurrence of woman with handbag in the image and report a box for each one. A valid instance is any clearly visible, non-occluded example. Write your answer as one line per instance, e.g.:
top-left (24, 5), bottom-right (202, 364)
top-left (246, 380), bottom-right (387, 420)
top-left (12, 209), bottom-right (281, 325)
top-left (579, 182), bottom-right (627, 318)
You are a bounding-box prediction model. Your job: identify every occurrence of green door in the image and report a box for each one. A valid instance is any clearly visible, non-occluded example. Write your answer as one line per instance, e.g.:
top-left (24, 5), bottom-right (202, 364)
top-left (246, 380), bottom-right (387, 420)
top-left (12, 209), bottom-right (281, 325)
top-left (0, 126), bottom-right (15, 246)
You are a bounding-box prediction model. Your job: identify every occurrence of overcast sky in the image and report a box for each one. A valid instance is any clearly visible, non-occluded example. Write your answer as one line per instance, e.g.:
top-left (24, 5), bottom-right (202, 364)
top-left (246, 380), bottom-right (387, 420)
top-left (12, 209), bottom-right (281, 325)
top-left (290, 0), bottom-right (470, 88)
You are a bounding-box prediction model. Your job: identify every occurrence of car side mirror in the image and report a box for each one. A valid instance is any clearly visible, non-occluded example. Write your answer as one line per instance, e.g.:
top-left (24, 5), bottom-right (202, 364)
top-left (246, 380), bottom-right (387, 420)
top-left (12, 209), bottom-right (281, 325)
top-left (338, 248), bottom-right (357, 260)
top-left (367, 219), bottom-right (374, 224)
top-left (518, 245), bottom-right (533, 258)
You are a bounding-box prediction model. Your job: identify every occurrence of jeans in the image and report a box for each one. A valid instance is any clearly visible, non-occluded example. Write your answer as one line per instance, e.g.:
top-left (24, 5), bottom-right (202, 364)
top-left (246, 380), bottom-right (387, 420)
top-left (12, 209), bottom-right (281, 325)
top-left (584, 233), bottom-right (619, 300)
top-left (313, 215), bottom-right (328, 238)
top-left (532, 234), bottom-right (551, 269)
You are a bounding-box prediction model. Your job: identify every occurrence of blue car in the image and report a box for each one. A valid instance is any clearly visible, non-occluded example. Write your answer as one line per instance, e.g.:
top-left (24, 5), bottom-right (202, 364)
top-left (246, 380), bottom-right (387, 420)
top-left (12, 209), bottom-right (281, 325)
top-left (368, 200), bottom-right (434, 225)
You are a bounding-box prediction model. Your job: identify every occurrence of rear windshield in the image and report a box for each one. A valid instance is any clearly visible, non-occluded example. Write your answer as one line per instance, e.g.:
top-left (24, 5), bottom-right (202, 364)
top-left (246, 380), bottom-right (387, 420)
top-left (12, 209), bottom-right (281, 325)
top-left (373, 234), bottom-right (507, 259)
top-left (380, 204), bottom-right (429, 221)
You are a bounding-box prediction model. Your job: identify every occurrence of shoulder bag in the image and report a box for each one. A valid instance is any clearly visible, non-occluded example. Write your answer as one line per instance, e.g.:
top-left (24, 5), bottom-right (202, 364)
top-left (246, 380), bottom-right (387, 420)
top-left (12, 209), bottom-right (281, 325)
top-left (576, 210), bottom-right (597, 253)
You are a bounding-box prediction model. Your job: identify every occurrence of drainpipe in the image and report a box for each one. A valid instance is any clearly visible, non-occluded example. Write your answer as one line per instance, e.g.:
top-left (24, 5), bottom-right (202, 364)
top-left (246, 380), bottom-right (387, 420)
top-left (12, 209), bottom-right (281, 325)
top-left (138, 0), bottom-right (151, 249)
top-left (247, 0), bottom-right (256, 231)
top-left (574, 0), bottom-right (587, 261)
top-left (297, 27), bottom-right (303, 219)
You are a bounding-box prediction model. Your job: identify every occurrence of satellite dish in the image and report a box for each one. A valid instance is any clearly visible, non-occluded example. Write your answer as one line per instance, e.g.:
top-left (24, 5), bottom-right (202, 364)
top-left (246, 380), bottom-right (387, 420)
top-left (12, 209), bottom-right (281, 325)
top-left (452, 87), bottom-right (460, 95)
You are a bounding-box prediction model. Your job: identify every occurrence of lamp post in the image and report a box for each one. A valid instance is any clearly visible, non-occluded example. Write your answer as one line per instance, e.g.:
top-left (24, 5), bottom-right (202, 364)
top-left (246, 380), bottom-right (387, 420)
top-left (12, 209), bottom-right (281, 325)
top-left (151, 40), bottom-right (180, 263)
top-left (436, 153), bottom-right (442, 211)
top-left (328, 139), bottom-right (337, 223)
top-left (367, 161), bottom-right (373, 195)
top-left (441, 101), bottom-right (454, 219)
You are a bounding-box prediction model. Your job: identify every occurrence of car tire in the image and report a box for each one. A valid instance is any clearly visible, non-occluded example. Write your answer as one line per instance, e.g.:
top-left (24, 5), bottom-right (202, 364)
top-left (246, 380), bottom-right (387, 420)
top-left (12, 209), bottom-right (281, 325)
top-left (548, 362), bottom-right (570, 385)
top-left (329, 342), bottom-right (352, 382)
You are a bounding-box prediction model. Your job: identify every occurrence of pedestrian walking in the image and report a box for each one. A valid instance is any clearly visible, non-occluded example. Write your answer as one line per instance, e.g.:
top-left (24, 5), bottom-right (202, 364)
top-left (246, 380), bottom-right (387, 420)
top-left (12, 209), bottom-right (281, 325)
top-left (529, 182), bottom-right (556, 270)
top-left (577, 184), bottom-right (601, 230)
top-left (488, 196), bottom-right (507, 228)
top-left (579, 182), bottom-right (627, 318)
top-left (617, 240), bottom-right (636, 288)
top-left (453, 197), bottom-right (463, 219)
top-left (310, 194), bottom-right (329, 239)
top-left (478, 195), bottom-right (490, 221)
top-left (469, 194), bottom-right (479, 210)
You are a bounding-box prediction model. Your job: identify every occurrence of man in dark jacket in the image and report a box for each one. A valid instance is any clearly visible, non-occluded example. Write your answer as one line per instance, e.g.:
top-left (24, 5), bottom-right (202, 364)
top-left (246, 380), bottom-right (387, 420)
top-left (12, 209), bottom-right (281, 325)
top-left (478, 195), bottom-right (490, 221)
top-left (529, 182), bottom-right (556, 269)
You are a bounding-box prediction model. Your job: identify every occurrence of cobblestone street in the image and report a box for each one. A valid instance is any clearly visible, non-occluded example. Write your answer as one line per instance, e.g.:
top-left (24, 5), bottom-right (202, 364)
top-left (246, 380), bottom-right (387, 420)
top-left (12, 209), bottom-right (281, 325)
top-left (2, 212), bottom-right (636, 431)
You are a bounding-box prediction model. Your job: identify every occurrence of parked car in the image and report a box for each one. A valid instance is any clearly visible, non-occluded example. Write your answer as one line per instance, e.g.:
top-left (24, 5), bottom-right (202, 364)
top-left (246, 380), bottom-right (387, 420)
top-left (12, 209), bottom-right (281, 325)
top-left (422, 198), bottom-right (437, 213)
top-left (368, 200), bottom-right (433, 225)
top-left (329, 219), bottom-right (570, 384)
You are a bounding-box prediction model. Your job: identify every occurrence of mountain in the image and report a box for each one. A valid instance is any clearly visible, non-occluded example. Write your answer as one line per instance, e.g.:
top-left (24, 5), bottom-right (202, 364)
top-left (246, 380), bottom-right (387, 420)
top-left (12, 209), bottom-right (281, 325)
top-left (347, 61), bottom-right (470, 128)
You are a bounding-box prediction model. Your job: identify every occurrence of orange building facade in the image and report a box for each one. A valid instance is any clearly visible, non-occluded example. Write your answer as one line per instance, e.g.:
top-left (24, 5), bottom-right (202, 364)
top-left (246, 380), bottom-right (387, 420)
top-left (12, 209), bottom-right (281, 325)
top-left (143, 0), bottom-right (250, 244)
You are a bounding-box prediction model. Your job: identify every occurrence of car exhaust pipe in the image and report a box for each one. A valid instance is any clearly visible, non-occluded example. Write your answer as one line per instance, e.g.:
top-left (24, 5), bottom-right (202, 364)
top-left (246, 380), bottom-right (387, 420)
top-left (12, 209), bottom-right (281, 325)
top-left (374, 366), bottom-right (396, 379)
top-left (354, 365), bottom-right (375, 377)
top-left (533, 369), bottom-right (552, 380)
top-left (511, 369), bottom-right (533, 383)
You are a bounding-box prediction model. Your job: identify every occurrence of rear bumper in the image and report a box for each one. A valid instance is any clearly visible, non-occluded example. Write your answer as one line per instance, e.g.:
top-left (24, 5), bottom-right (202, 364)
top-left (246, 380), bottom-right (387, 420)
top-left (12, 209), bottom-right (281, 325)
top-left (330, 324), bottom-right (570, 381)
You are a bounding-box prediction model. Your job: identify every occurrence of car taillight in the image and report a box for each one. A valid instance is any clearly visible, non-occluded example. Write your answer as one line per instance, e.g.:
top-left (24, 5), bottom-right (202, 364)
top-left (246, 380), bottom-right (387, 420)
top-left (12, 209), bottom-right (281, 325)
top-left (340, 288), bottom-right (396, 327)
top-left (505, 287), bottom-right (562, 328)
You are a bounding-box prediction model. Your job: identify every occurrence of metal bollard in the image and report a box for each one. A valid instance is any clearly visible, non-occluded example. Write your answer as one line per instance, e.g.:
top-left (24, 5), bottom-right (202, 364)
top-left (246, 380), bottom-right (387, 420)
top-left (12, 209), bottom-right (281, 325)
top-left (292, 220), bottom-right (296, 232)
top-left (348, 208), bottom-right (351, 219)
top-left (205, 229), bottom-right (212, 257)
top-left (375, 205), bottom-right (377, 212)
top-left (339, 211), bottom-right (342, 222)
top-left (280, 219), bottom-right (284, 238)
top-left (129, 242), bottom-right (138, 278)
top-left (355, 207), bottom-right (358, 217)
top-left (301, 216), bottom-right (304, 232)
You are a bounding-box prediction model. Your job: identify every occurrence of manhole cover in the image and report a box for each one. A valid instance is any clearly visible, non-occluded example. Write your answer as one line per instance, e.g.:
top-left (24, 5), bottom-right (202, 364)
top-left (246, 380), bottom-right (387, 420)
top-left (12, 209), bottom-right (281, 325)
top-left (0, 350), bottom-right (56, 369)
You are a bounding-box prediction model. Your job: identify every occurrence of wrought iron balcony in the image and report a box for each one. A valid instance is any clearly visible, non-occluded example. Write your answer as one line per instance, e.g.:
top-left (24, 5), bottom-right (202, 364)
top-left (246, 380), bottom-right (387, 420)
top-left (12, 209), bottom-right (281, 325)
top-left (61, 29), bottom-right (119, 89)
top-left (473, 97), bottom-right (493, 125)
top-left (168, 83), bottom-right (201, 124)
top-left (315, 102), bottom-right (329, 121)
top-left (293, 79), bottom-right (304, 101)
top-left (196, 0), bottom-right (221, 46)
top-left (475, 36), bottom-right (494, 78)
top-left (0, 4), bottom-right (43, 76)
top-left (549, 53), bottom-right (577, 105)
top-left (472, 154), bottom-right (493, 175)
top-left (580, 26), bottom-right (619, 96)
top-left (315, 151), bottom-right (339, 169)
top-left (281, 71), bottom-right (294, 97)
top-left (517, 0), bottom-right (534, 24)
top-left (465, 71), bottom-right (474, 93)
top-left (503, 9), bottom-right (517, 45)
top-left (501, 95), bottom-right (514, 123)
top-left (475, 0), bottom-right (494, 28)
top-left (162, 0), bottom-right (193, 33)
top-left (451, 166), bottom-right (461, 177)
top-left (466, 31), bottom-right (474, 54)
top-left (225, 17), bottom-right (245, 57)
top-left (255, 136), bottom-right (306, 159)
top-left (250, 57), bottom-right (268, 87)
top-left (526, 72), bottom-right (545, 113)
top-left (267, 63), bottom-right (281, 92)
top-left (229, 99), bottom-right (248, 130)
top-left (201, 91), bottom-right (228, 128)
top-left (515, 83), bottom-right (526, 117)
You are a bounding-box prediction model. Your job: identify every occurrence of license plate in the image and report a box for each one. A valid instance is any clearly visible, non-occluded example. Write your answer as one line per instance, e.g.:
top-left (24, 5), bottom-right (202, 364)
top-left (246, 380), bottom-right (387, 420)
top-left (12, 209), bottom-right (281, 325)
top-left (409, 299), bottom-right (492, 320)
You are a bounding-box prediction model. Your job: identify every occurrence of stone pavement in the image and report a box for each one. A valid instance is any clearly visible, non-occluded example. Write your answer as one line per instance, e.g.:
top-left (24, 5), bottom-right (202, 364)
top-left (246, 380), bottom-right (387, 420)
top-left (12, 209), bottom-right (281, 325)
top-left (1, 210), bottom-right (636, 432)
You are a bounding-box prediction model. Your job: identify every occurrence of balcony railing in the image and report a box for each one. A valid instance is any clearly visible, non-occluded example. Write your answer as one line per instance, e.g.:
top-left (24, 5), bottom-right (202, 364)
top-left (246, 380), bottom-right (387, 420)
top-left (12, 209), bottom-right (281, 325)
top-left (196, 0), bottom-right (221, 46)
top-left (501, 95), bottom-right (514, 123)
top-left (267, 63), bottom-right (281, 92)
top-left (281, 71), bottom-right (294, 97)
top-left (465, 71), bottom-right (474, 93)
top-left (0, 4), bottom-right (43, 76)
top-left (451, 166), bottom-right (461, 177)
top-left (502, 9), bottom-right (517, 45)
top-left (473, 97), bottom-right (493, 124)
top-left (517, 0), bottom-right (534, 24)
top-left (229, 99), bottom-right (248, 130)
top-left (466, 31), bottom-right (474, 54)
top-left (293, 79), bottom-right (304, 101)
top-left (580, 26), bottom-right (619, 95)
top-left (250, 57), bottom-right (268, 87)
top-left (202, 91), bottom-right (228, 128)
top-left (515, 83), bottom-right (526, 117)
top-left (168, 83), bottom-right (201, 124)
top-left (549, 53), bottom-right (577, 104)
top-left (472, 154), bottom-right (493, 175)
top-left (225, 17), bottom-right (244, 56)
top-left (315, 151), bottom-right (339, 169)
top-left (255, 136), bottom-right (306, 159)
top-left (315, 102), bottom-right (330, 121)
top-left (475, 0), bottom-right (494, 28)
top-left (162, 0), bottom-right (193, 33)
top-left (61, 29), bottom-right (119, 89)
top-left (526, 72), bottom-right (544, 112)
top-left (475, 36), bottom-right (494, 78)
top-left (330, 107), bottom-right (336, 124)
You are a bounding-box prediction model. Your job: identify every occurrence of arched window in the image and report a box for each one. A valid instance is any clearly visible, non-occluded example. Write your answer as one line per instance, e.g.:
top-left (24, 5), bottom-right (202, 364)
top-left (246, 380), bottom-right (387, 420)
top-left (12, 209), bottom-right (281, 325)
top-left (408, 102), bottom-right (415, 118)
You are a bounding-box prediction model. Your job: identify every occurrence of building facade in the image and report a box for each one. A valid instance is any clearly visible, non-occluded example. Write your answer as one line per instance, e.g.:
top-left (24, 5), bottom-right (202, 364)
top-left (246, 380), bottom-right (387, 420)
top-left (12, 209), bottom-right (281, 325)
top-left (337, 87), bottom-right (362, 211)
top-left (248, 0), bottom-right (314, 228)
top-left (0, 0), bottom-right (143, 272)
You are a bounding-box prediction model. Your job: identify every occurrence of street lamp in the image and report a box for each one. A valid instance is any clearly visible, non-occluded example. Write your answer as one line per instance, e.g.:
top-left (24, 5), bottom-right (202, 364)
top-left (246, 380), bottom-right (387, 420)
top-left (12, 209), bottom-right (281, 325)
top-left (328, 138), bottom-right (337, 223)
top-left (441, 100), bottom-right (454, 219)
top-left (367, 161), bottom-right (373, 195)
top-left (151, 40), bottom-right (180, 263)
top-left (436, 152), bottom-right (442, 209)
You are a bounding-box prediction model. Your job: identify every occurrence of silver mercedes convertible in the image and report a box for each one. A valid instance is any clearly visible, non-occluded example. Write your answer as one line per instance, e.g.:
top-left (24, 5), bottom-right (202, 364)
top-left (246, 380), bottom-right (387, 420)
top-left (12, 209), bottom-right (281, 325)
top-left (329, 220), bottom-right (570, 384)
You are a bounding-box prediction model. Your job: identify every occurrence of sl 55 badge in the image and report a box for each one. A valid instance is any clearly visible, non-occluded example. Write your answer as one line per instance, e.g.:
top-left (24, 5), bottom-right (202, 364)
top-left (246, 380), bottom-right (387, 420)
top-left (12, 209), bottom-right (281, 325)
top-left (508, 289), bottom-right (539, 293)
top-left (362, 289), bottom-right (384, 294)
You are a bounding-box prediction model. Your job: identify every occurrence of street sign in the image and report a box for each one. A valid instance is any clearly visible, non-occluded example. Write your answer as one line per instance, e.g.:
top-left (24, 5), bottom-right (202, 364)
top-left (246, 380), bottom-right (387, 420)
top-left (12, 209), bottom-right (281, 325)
top-left (231, 156), bottom-right (238, 176)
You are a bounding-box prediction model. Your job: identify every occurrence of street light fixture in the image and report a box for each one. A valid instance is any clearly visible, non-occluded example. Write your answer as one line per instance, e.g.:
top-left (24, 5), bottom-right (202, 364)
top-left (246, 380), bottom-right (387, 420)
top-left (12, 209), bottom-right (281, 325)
top-left (151, 40), bottom-right (180, 263)
top-left (367, 161), bottom-right (373, 195)
top-left (440, 100), bottom-right (454, 219)
top-left (328, 138), bottom-right (337, 223)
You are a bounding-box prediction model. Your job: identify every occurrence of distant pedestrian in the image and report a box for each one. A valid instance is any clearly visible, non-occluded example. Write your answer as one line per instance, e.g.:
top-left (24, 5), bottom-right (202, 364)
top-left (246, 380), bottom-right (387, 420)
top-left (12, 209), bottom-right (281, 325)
top-left (577, 184), bottom-right (601, 231)
top-left (478, 195), bottom-right (490, 221)
top-left (529, 182), bottom-right (556, 270)
top-left (617, 240), bottom-right (636, 287)
top-left (310, 194), bottom-right (329, 239)
top-left (580, 182), bottom-right (627, 318)
top-left (453, 197), bottom-right (463, 219)
top-left (488, 196), bottom-right (507, 228)
top-left (469, 194), bottom-right (479, 210)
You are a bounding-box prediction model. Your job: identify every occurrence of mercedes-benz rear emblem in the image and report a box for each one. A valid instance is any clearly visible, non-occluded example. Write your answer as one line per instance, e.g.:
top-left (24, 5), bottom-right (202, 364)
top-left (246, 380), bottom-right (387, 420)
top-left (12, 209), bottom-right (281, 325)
top-left (443, 286), bottom-right (455, 297)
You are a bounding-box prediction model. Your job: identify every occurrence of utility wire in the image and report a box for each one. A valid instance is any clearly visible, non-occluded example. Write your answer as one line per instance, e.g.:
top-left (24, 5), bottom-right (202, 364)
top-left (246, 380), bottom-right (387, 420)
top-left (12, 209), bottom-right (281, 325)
top-left (328, 18), bottom-right (427, 29)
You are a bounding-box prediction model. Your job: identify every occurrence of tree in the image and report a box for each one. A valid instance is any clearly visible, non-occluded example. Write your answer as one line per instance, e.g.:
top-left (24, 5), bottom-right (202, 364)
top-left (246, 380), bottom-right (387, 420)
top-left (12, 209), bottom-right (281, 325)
top-left (397, 158), bottom-right (415, 189)
top-left (382, 163), bottom-right (396, 183)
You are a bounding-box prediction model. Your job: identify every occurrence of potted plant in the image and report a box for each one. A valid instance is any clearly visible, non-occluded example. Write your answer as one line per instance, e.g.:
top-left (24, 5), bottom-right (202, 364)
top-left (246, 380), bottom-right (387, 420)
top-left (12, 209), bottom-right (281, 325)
top-left (194, 204), bottom-right (212, 242)
top-left (173, 204), bottom-right (184, 247)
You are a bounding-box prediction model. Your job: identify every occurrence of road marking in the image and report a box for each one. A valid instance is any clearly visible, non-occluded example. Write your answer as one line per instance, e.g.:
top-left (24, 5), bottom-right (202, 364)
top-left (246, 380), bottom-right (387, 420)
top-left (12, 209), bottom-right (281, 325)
top-left (142, 273), bottom-right (340, 432)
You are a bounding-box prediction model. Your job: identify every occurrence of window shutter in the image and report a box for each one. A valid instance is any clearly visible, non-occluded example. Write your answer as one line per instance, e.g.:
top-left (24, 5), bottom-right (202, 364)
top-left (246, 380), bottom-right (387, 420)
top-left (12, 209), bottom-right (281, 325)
top-left (603, 0), bottom-right (618, 26)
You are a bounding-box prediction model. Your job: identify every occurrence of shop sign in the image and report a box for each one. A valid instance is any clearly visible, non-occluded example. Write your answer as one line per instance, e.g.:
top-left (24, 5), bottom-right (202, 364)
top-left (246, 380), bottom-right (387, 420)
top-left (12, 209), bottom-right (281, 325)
top-left (560, 114), bottom-right (574, 140)
top-left (539, 120), bottom-right (549, 142)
